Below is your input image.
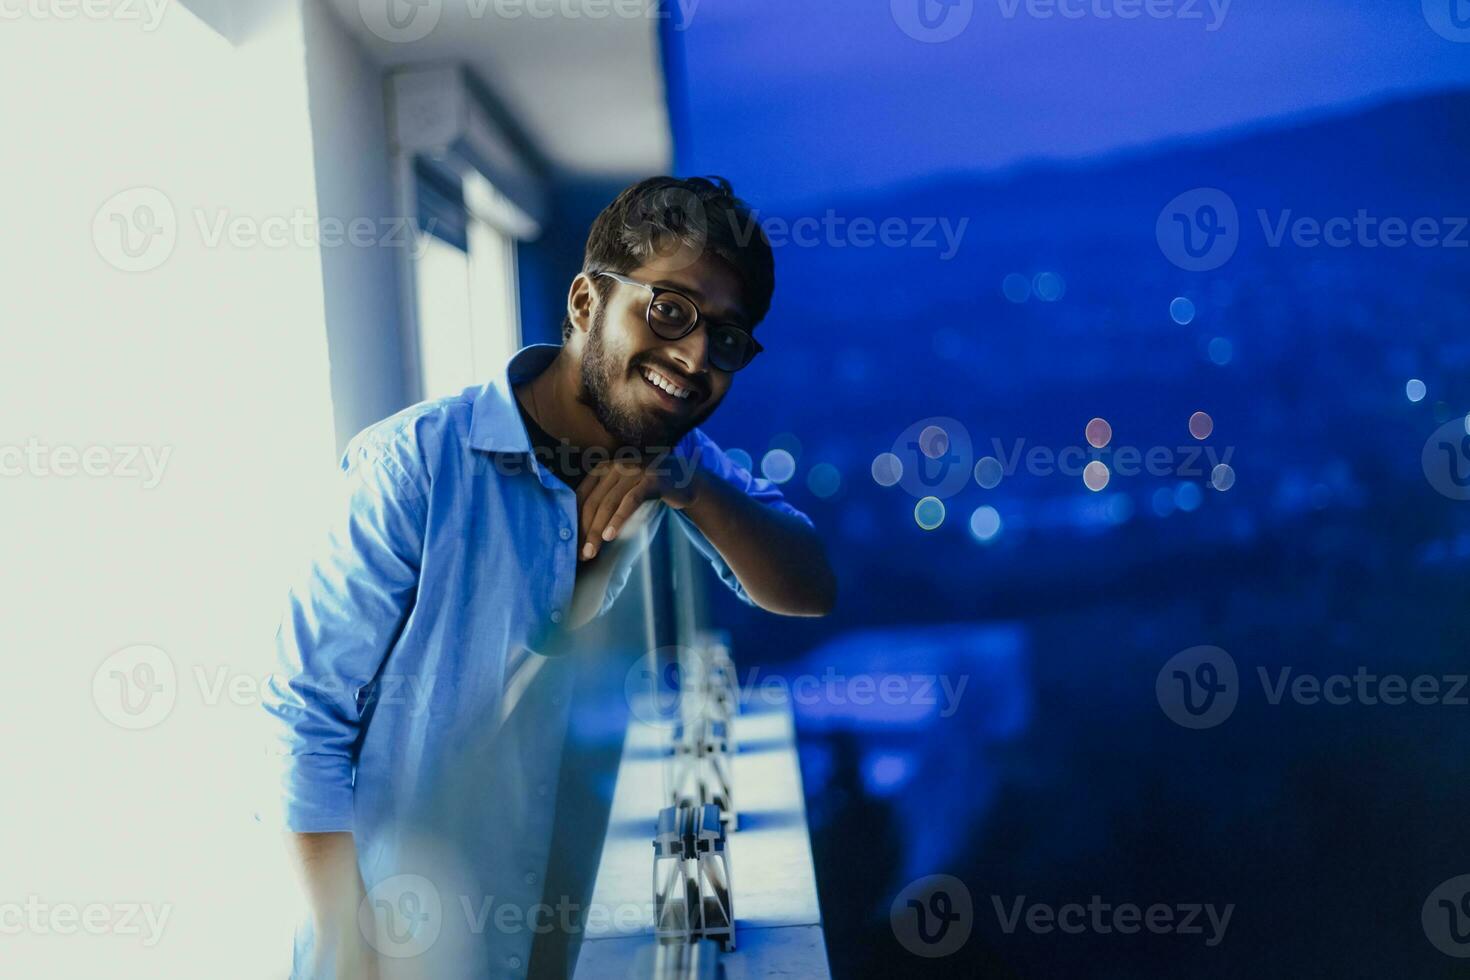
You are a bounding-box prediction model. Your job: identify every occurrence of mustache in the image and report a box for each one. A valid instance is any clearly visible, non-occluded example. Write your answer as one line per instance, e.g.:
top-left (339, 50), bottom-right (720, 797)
top-left (632, 356), bottom-right (708, 400)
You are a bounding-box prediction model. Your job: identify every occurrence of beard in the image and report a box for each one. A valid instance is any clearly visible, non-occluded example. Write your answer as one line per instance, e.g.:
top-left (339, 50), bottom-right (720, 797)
top-left (577, 306), bottom-right (714, 452)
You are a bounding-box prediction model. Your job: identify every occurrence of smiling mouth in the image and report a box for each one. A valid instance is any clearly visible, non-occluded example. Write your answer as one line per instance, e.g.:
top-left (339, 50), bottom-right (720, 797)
top-left (638, 364), bottom-right (700, 407)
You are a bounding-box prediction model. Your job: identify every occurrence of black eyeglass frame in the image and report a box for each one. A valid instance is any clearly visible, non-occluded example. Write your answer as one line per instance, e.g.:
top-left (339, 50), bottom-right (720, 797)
top-left (593, 270), bottom-right (764, 372)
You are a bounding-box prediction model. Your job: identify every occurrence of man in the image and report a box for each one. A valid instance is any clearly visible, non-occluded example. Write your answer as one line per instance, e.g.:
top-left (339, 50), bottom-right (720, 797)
top-left (263, 176), bottom-right (835, 978)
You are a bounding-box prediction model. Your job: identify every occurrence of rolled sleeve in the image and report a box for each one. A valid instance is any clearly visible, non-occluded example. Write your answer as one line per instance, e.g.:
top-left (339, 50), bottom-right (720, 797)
top-left (671, 428), bottom-right (814, 607)
top-left (261, 429), bottom-right (427, 832)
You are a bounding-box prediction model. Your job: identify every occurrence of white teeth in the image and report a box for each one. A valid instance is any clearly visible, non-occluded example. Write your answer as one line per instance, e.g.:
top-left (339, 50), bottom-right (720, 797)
top-left (642, 367), bottom-right (692, 400)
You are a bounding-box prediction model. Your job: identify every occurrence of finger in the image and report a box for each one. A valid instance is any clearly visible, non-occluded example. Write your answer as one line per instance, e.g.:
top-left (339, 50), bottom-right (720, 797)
top-left (603, 484), bottom-right (651, 544)
top-left (577, 465), bottom-right (618, 555)
top-left (579, 471), bottom-right (627, 559)
top-left (586, 474), bottom-right (644, 559)
top-left (575, 459), bottom-right (609, 507)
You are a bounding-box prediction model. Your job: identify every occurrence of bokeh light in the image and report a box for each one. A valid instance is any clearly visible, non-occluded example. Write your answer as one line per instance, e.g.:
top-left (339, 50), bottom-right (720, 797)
top-left (727, 448), bottom-right (753, 473)
top-left (1211, 463), bottom-right (1236, 491)
top-left (1151, 486), bottom-right (1176, 517)
top-left (769, 431), bottom-right (803, 459)
top-left (1033, 271), bottom-right (1066, 302)
top-left (969, 505), bottom-right (1002, 543)
top-left (1406, 379), bottom-right (1427, 403)
top-left (1106, 493), bottom-right (1134, 525)
top-left (1170, 296), bottom-right (1196, 325)
top-left (1086, 417), bottom-right (1112, 449)
top-left (973, 456), bottom-right (1004, 489)
top-left (1083, 461), bottom-right (1110, 492)
top-left (1188, 411), bottom-right (1214, 440)
top-left (807, 462), bottom-right (841, 498)
top-left (1002, 273), bottom-right (1031, 303)
top-left (914, 496), bottom-right (945, 530)
top-left (761, 448), bottom-right (796, 484)
top-left (1175, 482), bottom-right (1203, 512)
top-left (1208, 336), bottom-right (1233, 366)
top-left (871, 452), bottom-right (902, 487)
top-left (918, 424), bottom-right (949, 459)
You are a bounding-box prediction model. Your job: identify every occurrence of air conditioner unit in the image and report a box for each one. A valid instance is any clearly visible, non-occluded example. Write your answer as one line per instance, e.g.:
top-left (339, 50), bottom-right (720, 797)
top-left (388, 64), bottom-right (545, 240)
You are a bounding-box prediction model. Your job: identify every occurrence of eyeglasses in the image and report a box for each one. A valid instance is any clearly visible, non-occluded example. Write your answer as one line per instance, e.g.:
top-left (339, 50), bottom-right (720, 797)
top-left (594, 271), bottom-right (764, 373)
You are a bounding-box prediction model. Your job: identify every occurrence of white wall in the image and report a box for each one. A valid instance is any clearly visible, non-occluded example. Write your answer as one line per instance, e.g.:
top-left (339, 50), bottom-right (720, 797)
top-left (0, 2), bottom-right (340, 974)
top-left (301, 0), bottom-right (414, 450)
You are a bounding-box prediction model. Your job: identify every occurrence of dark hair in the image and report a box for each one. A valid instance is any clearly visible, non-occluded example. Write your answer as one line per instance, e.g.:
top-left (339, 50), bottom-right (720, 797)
top-left (561, 175), bottom-right (775, 342)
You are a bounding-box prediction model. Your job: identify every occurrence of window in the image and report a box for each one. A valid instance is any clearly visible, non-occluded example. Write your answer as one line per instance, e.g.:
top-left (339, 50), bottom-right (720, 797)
top-left (411, 163), bottom-right (524, 399)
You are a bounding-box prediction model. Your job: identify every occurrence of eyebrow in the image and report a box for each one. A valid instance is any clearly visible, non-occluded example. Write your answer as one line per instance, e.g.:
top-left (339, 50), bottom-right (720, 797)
top-left (650, 280), bottom-right (749, 329)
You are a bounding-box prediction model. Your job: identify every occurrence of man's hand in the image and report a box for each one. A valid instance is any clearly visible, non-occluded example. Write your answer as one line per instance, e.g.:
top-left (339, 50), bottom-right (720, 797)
top-left (285, 831), bottom-right (381, 980)
top-left (575, 451), bottom-right (702, 561)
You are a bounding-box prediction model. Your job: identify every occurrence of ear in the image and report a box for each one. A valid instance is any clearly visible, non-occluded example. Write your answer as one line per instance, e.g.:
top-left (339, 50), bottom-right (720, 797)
top-left (566, 273), bottom-right (596, 336)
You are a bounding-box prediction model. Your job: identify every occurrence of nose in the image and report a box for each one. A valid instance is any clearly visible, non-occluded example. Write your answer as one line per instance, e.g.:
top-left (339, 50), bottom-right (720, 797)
top-left (663, 321), bottom-right (711, 378)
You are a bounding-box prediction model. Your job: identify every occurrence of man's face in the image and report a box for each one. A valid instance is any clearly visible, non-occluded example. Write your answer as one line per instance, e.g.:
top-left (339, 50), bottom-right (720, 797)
top-left (574, 249), bottom-right (747, 451)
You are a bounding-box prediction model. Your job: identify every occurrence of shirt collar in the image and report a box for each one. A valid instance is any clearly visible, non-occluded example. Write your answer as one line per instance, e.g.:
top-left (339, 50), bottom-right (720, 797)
top-left (468, 343), bottom-right (563, 454)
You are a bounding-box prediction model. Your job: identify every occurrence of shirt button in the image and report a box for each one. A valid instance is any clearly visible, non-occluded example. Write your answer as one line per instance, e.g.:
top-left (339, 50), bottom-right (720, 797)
top-left (524, 872), bottom-right (538, 885)
top-left (550, 609), bottom-right (563, 624)
top-left (537, 782), bottom-right (550, 797)
top-left (508, 955), bottom-right (523, 969)
top-left (559, 527), bottom-right (572, 540)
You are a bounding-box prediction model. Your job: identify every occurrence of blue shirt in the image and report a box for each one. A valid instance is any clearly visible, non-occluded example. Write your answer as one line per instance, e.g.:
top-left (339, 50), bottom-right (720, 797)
top-left (262, 343), bottom-right (811, 977)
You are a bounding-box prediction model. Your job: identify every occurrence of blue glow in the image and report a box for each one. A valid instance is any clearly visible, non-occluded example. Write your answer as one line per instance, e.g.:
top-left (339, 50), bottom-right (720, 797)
top-left (807, 462), bottom-right (842, 498)
top-left (761, 448), bottom-right (796, 484)
top-left (1033, 271), bottom-right (1066, 302)
top-left (1170, 296), bottom-right (1196, 325)
top-left (1106, 493), bottom-right (1134, 525)
top-left (969, 505), bottom-right (1002, 542)
top-left (727, 448), bottom-right (753, 474)
top-left (914, 496), bottom-right (945, 530)
top-left (863, 752), bottom-right (914, 796)
top-left (1208, 337), bottom-right (1234, 365)
top-left (974, 456), bottom-right (1004, 489)
top-left (871, 452), bottom-right (902, 487)
top-left (1002, 273), bottom-right (1031, 303)
top-left (1175, 482), bottom-right (1203, 512)
top-left (1151, 486), bottom-right (1177, 517)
